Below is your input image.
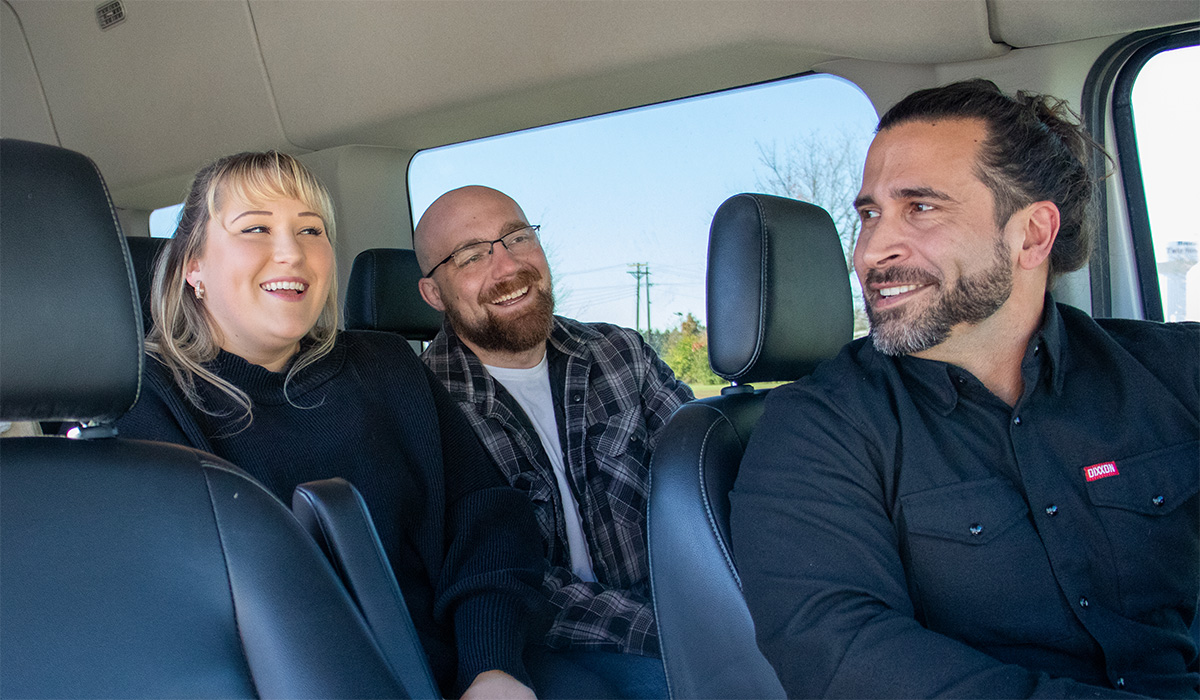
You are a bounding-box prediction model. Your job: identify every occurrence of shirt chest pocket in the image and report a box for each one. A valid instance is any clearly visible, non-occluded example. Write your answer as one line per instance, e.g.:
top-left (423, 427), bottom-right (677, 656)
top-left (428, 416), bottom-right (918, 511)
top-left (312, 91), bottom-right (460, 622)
top-left (586, 407), bottom-right (650, 526)
top-left (900, 478), bottom-right (1076, 646)
top-left (511, 470), bottom-right (557, 505)
top-left (1083, 440), bottom-right (1199, 603)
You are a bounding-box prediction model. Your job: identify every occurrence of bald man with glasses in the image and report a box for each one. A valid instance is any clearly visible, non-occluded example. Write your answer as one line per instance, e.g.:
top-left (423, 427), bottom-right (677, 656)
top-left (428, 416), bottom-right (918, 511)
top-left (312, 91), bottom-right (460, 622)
top-left (415, 186), bottom-right (692, 699)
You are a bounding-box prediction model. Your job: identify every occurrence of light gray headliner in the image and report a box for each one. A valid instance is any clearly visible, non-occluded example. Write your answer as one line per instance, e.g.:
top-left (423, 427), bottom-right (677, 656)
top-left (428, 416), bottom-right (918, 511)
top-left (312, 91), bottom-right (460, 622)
top-left (2, 0), bottom-right (1195, 209)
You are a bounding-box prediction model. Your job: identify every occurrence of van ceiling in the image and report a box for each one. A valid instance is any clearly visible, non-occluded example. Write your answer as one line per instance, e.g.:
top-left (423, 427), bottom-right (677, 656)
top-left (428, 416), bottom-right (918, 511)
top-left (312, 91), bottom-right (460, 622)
top-left (2, 0), bottom-right (1194, 209)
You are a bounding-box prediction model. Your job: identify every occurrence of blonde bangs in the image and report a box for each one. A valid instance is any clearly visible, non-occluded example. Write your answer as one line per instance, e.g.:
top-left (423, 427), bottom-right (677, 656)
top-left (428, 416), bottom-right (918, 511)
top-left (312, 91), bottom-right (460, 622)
top-left (206, 153), bottom-right (337, 246)
top-left (202, 151), bottom-right (341, 347)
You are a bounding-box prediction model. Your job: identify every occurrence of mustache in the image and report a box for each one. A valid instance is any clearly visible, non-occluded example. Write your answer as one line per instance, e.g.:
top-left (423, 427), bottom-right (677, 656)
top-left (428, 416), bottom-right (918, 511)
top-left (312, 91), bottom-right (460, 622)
top-left (863, 266), bottom-right (941, 288)
top-left (478, 267), bottom-right (544, 305)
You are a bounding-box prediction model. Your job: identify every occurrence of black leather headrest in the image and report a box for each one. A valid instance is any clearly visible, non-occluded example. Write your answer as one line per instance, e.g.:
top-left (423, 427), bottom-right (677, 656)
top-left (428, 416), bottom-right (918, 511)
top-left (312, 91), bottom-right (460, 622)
top-left (126, 236), bottom-right (169, 336)
top-left (0, 139), bottom-right (142, 422)
top-left (706, 193), bottom-right (853, 384)
top-left (344, 248), bottom-right (443, 342)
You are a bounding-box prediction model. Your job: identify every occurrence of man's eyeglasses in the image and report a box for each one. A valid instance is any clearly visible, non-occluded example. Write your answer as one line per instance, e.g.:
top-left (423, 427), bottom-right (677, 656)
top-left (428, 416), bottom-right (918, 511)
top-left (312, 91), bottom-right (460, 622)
top-left (423, 225), bottom-right (541, 277)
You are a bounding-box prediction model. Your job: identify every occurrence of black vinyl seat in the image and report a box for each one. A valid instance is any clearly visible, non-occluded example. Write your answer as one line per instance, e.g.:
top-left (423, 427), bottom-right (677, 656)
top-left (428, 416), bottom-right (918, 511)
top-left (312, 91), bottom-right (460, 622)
top-left (292, 477), bottom-right (441, 699)
top-left (648, 193), bottom-right (853, 699)
top-left (345, 247), bottom-right (443, 341)
top-left (0, 138), bottom-right (408, 698)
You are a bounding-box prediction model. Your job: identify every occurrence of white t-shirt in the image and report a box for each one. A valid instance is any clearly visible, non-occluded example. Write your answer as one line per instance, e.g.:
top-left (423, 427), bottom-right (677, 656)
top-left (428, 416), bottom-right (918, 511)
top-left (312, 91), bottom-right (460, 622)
top-left (484, 354), bottom-right (598, 583)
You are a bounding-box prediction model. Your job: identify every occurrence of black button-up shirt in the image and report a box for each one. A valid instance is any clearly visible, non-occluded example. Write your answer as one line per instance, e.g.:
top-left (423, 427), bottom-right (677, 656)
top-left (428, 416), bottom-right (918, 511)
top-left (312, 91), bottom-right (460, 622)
top-left (732, 300), bottom-right (1199, 698)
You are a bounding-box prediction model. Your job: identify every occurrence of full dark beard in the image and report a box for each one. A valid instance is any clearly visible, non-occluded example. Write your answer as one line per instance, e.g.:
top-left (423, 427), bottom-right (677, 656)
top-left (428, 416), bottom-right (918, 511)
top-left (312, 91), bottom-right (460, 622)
top-left (866, 233), bottom-right (1013, 356)
top-left (444, 269), bottom-right (555, 355)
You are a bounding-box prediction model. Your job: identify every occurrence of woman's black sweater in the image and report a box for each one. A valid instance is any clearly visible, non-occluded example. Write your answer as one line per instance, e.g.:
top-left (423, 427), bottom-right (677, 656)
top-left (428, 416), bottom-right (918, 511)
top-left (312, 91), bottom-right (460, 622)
top-left (116, 330), bottom-right (548, 695)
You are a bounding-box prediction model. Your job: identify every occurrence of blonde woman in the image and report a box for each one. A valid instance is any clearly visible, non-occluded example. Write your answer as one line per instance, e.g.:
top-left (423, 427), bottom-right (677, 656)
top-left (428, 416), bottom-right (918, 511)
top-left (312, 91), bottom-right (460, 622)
top-left (117, 151), bottom-right (547, 699)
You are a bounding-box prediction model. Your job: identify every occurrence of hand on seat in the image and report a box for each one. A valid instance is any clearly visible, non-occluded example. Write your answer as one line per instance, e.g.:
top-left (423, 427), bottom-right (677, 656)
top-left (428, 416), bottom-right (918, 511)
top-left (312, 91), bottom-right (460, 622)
top-left (461, 670), bottom-right (536, 700)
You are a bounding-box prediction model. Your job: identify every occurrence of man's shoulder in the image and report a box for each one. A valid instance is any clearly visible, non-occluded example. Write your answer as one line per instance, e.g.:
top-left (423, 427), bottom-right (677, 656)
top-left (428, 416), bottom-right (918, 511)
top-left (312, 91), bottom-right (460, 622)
top-left (553, 317), bottom-right (648, 358)
top-left (762, 336), bottom-right (889, 420)
top-left (1062, 305), bottom-right (1199, 373)
top-left (420, 327), bottom-right (469, 374)
top-left (555, 316), bottom-right (631, 343)
top-left (1082, 308), bottom-right (1199, 350)
top-left (421, 326), bottom-right (453, 357)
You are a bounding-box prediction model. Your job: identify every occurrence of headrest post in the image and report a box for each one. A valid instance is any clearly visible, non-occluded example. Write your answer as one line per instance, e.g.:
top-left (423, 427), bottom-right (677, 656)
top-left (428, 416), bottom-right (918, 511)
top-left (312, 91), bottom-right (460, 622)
top-left (66, 422), bottom-right (120, 440)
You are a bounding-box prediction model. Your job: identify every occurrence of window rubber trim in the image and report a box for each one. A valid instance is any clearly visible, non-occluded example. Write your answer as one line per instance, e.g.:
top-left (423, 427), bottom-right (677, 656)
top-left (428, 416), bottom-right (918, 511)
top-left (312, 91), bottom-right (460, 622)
top-left (1082, 23), bottom-right (1199, 319)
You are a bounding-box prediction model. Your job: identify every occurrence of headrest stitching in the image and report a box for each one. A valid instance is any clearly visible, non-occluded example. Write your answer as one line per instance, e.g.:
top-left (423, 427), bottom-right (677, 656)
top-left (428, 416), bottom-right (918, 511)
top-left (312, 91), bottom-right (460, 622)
top-left (696, 411), bottom-right (742, 589)
top-left (369, 251), bottom-right (380, 329)
top-left (736, 194), bottom-right (769, 381)
top-left (87, 153), bottom-right (143, 417)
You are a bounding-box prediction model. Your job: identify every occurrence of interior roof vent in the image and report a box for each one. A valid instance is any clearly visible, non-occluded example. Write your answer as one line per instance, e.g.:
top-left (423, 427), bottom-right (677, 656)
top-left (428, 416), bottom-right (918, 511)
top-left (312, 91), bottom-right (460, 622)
top-left (96, 0), bottom-right (125, 31)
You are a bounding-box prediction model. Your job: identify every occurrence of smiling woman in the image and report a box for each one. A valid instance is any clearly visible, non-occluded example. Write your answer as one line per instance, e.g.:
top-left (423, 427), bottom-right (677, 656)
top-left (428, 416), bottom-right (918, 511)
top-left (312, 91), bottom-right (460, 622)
top-left (143, 151), bottom-right (340, 419)
top-left (186, 196), bottom-right (333, 371)
top-left (112, 151), bottom-right (551, 698)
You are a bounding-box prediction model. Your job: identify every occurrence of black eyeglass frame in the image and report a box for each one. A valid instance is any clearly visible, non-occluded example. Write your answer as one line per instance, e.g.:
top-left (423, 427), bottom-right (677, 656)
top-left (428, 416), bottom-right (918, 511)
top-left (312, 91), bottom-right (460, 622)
top-left (422, 224), bottom-right (541, 278)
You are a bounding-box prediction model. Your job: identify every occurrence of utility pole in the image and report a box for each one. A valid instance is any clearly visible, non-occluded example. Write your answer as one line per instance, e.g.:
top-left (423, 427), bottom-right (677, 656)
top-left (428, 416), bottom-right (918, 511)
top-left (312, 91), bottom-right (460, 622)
top-left (633, 262), bottom-right (643, 333)
top-left (627, 262), bottom-right (651, 336)
top-left (645, 264), bottom-right (651, 335)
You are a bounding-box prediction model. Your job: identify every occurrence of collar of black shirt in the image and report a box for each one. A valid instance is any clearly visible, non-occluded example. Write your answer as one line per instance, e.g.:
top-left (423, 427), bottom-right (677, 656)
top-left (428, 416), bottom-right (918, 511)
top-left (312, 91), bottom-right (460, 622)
top-left (890, 293), bottom-right (1066, 414)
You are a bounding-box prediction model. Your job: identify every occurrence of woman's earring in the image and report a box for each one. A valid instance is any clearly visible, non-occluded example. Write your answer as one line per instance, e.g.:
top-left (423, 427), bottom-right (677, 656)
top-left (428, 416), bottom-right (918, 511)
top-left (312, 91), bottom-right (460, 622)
top-left (194, 282), bottom-right (205, 300)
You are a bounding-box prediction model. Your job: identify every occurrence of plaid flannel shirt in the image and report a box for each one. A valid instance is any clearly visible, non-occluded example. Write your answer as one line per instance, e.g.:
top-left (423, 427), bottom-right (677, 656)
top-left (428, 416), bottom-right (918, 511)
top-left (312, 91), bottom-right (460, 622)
top-left (422, 316), bottom-right (693, 657)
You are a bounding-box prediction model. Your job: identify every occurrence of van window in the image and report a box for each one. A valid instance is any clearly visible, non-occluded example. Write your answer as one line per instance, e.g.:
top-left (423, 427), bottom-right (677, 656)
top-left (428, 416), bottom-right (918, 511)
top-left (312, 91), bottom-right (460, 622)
top-left (408, 74), bottom-right (878, 393)
top-left (1121, 43), bottom-right (1199, 321)
top-left (149, 202), bottom-right (184, 238)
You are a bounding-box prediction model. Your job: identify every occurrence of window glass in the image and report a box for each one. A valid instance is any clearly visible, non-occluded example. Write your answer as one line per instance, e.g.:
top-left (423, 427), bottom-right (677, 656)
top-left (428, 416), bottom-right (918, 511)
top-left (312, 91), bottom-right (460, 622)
top-left (1130, 44), bottom-right (1199, 321)
top-left (149, 202), bottom-right (184, 238)
top-left (409, 74), bottom-right (877, 394)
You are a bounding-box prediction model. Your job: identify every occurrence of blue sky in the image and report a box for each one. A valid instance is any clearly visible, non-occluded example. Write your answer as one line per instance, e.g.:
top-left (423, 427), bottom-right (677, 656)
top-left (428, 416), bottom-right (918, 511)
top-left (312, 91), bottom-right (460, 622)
top-left (408, 74), bottom-right (878, 331)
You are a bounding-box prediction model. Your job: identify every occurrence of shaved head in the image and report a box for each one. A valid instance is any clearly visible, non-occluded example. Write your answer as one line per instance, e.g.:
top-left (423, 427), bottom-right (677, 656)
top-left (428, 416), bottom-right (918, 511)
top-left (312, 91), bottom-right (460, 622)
top-left (414, 185), bottom-right (529, 275)
top-left (414, 185), bottom-right (555, 367)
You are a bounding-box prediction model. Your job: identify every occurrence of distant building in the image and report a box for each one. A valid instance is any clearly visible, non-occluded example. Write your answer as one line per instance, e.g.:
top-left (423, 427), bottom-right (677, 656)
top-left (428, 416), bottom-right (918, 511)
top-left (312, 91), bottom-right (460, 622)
top-left (1160, 241), bottom-right (1198, 322)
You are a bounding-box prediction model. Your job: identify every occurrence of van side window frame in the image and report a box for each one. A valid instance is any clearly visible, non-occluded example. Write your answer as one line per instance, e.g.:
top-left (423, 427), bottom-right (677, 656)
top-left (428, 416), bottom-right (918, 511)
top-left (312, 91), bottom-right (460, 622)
top-left (1111, 30), bottom-right (1198, 322)
top-left (1083, 24), bottom-right (1199, 320)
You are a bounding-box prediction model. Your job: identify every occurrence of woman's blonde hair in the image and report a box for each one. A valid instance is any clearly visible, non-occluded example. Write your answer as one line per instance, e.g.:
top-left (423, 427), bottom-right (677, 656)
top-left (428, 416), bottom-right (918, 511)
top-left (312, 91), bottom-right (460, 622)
top-left (146, 151), bottom-right (339, 425)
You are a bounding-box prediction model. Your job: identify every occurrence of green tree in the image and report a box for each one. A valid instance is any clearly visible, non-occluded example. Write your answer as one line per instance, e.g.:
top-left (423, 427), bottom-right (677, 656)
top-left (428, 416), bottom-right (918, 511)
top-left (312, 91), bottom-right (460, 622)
top-left (646, 326), bottom-right (678, 357)
top-left (661, 313), bottom-right (722, 386)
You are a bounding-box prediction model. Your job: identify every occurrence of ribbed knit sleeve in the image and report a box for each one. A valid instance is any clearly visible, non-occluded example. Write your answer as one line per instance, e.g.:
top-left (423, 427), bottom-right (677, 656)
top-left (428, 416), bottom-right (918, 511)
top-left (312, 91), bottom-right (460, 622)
top-left (425, 366), bottom-right (550, 693)
top-left (116, 333), bottom-right (551, 696)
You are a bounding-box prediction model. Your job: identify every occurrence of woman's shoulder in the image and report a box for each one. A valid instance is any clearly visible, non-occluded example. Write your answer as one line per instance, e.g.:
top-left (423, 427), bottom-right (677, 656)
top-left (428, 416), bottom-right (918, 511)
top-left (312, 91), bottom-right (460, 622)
top-left (337, 330), bottom-right (432, 382)
top-left (336, 330), bottom-right (443, 403)
top-left (139, 352), bottom-right (185, 397)
top-left (115, 352), bottom-right (201, 446)
top-left (339, 329), bottom-right (422, 359)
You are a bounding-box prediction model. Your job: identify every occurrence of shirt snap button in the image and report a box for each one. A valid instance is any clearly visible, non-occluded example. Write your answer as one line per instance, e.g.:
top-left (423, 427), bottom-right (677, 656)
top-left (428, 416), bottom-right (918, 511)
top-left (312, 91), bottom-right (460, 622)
top-left (1078, 597), bottom-right (1089, 608)
top-left (1012, 416), bottom-right (1022, 426)
top-left (1116, 678), bottom-right (1125, 688)
top-left (1152, 495), bottom-right (1165, 507)
top-left (1045, 505), bottom-right (1058, 516)
top-left (969, 524), bottom-right (983, 536)
top-left (572, 394), bottom-right (582, 403)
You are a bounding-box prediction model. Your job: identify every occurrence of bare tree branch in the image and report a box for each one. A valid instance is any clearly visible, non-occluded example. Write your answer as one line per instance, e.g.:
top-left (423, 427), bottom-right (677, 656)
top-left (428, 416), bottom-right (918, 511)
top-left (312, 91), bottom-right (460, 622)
top-left (755, 129), bottom-right (869, 273)
top-left (756, 129), bottom-right (872, 336)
